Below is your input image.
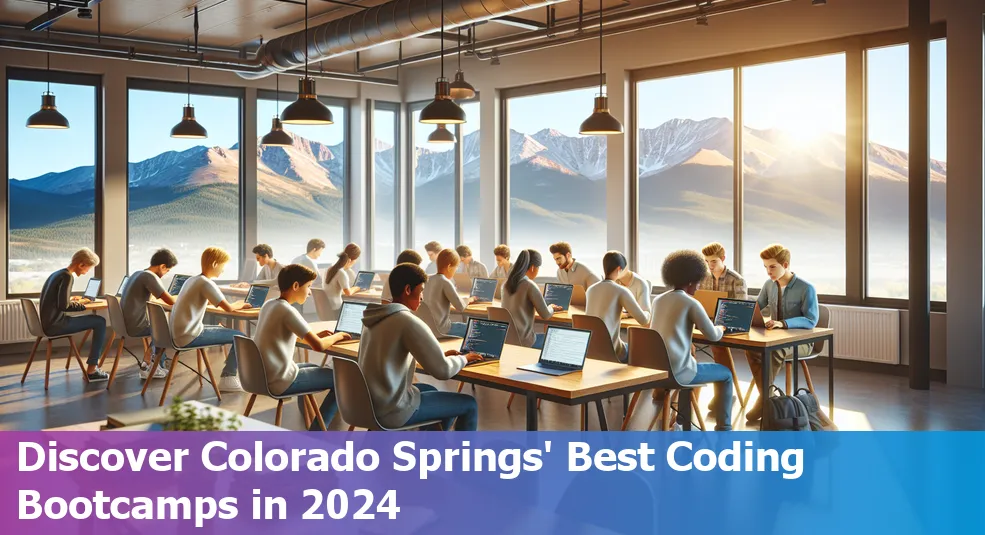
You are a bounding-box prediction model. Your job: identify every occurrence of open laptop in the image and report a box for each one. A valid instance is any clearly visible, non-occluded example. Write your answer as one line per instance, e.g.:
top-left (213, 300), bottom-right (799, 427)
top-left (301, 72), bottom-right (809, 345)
top-left (244, 285), bottom-right (270, 309)
top-left (695, 289), bottom-right (728, 317)
top-left (335, 301), bottom-right (369, 343)
top-left (83, 278), bottom-right (102, 301)
top-left (713, 298), bottom-right (757, 334)
top-left (570, 284), bottom-right (588, 307)
top-left (470, 278), bottom-right (499, 303)
top-left (459, 317), bottom-right (510, 366)
top-left (543, 283), bottom-right (574, 311)
top-left (353, 271), bottom-right (376, 291)
top-left (115, 275), bottom-right (130, 298)
top-left (518, 326), bottom-right (591, 376)
top-left (452, 272), bottom-right (473, 293)
top-left (168, 274), bottom-right (190, 295)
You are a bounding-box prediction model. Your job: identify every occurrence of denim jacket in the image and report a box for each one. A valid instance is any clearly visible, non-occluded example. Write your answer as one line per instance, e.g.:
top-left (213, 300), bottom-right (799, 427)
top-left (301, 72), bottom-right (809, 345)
top-left (755, 273), bottom-right (819, 330)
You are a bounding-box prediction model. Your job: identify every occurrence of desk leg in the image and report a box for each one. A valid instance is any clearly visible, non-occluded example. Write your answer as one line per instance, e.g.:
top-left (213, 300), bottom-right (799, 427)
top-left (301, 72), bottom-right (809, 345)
top-left (828, 336), bottom-right (835, 420)
top-left (595, 401), bottom-right (608, 431)
top-left (760, 348), bottom-right (770, 431)
top-left (525, 393), bottom-right (539, 431)
top-left (679, 387), bottom-right (692, 431)
top-left (792, 345), bottom-right (800, 393)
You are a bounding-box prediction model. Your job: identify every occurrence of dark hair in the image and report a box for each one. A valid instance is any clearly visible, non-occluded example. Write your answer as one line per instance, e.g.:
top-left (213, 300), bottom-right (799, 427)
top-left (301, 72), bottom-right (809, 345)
top-left (505, 249), bottom-right (542, 294)
top-left (455, 245), bottom-right (472, 259)
top-left (326, 243), bottom-right (362, 288)
top-left (278, 264), bottom-right (318, 293)
top-left (549, 241), bottom-right (572, 256)
top-left (602, 251), bottom-right (628, 279)
top-left (396, 249), bottom-right (422, 265)
top-left (252, 244), bottom-right (274, 258)
top-left (149, 249), bottom-right (178, 269)
top-left (306, 239), bottom-right (326, 253)
top-left (661, 250), bottom-right (709, 288)
top-left (389, 263), bottom-right (428, 301)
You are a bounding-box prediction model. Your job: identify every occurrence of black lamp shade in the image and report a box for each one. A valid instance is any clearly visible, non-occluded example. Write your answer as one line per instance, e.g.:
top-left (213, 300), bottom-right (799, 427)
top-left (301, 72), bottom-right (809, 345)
top-left (261, 117), bottom-right (294, 146)
top-left (420, 79), bottom-right (467, 124)
top-left (579, 96), bottom-right (624, 135)
top-left (171, 104), bottom-right (208, 139)
top-left (448, 71), bottom-right (475, 100)
top-left (26, 92), bottom-right (69, 129)
top-left (427, 124), bottom-right (456, 144)
top-left (281, 78), bottom-right (334, 125)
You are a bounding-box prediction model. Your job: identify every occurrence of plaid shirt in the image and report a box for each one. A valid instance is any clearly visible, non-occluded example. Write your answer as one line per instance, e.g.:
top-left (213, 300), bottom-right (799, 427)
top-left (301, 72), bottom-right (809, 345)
top-left (699, 267), bottom-right (748, 300)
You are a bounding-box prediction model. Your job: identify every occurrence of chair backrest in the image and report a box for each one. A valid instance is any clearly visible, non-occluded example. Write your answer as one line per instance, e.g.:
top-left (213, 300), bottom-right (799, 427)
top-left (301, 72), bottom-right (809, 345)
top-left (239, 254), bottom-right (258, 283)
top-left (810, 305), bottom-right (831, 355)
top-left (233, 336), bottom-right (274, 397)
top-left (571, 284), bottom-right (587, 307)
top-left (487, 306), bottom-right (521, 345)
top-left (415, 301), bottom-right (441, 337)
top-left (146, 302), bottom-right (176, 351)
top-left (332, 357), bottom-right (385, 431)
top-left (627, 327), bottom-right (683, 388)
top-left (572, 314), bottom-right (620, 363)
top-left (104, 295), bottom-right (133, 338)
top-left (310, 288), bottom-right (333, 321)
top-left (377, 272), bottom-right (389, 290)
top-left (20, 299), bottom-right (45, 338)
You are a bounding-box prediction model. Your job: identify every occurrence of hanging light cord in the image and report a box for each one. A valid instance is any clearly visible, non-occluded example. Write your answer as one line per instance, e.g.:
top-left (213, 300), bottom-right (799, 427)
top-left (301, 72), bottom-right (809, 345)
top-left (598, 0), bottom-right (603, 96)
top-left (276, 74), bottom-right (281, 113)
top-left (46, 0), bottom-right (51, 93)
top-left (457, 27), bottom-right (462, 69)
top-left (440, 0), bottom-right (445, 79)
top-left (304, 0), bottom-right (309, 79)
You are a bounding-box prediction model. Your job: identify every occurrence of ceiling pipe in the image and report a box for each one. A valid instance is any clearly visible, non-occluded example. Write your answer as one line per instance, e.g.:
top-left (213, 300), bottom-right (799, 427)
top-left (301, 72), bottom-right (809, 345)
top-left (0, 23), bottom-right (245, 54)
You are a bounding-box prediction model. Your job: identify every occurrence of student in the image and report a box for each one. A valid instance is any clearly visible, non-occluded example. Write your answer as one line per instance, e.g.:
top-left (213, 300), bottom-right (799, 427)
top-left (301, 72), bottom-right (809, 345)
top-left (490, 244), bottom-right (512, 280)
top-left (121, 248), bottom-right (178, 380)
top-left (423, 241), bottom-right (442, 276)
top-left (382, 250), bottom-right (422, 303)
top-left (649, 249), bottom-right (732, 431)
top-left (233, 244), bottom-right (284, 289)
top-left (39, 248), bottom-right (108, 381)
top-left (169, 247), bottom-right (253, 392)
top-left (291, 239), bottom-right (326, 287)
top-left (615, 265), bottom-right (653, 313)
top-left (358, 263), bottom-right (482, 431)
top-left (322, 243), bottom-right (364, 321)
top-left (550, 241), bottom-right (601, 288)
top-left (341, 242), bottom-right (361, 285)
top-left (744, 244), bottom-right (818, 422)
top-left (422, 249), bottom-right (477, 337)
top-left (455, 245), bottom-right (489, 279)
top-left (584, 251), bottom-right (649, 362)
top-left (698, 241), bottom-right (747, 412)
top-left (254, 264), bottom-right (352, 430)
top-left (501, 250), bottom-right (563, 349)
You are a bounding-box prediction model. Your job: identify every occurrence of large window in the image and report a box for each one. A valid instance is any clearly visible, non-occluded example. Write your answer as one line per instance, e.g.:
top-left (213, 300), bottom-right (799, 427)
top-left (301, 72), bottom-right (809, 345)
top-left (256, 96), bottom-right (347, 262)
top-left (866, 40), bottom-right (947, 300)
top-left (461, 102), bottom-right (481, 259)
top-left (507, 86), bottom-right (607, 272)
top-left (127, 82), bottom-right (242, 279)
top-left (742, 54), bottom-right (847, 294)
top-left (636, 70), bottom-right (734, 283)
top-left (7, 72), bottom-right (99, 295)
top-left (372, 104), bottom-right (398, 269)
top-left (411, 108), bottom-right (455, 258)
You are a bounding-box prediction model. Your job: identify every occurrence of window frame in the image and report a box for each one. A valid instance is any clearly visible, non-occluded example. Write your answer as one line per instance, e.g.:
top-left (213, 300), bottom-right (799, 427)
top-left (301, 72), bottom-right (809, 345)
top-left (5, 67), bottom-right (104, 298)
top-left (369, 100), bottom-right (402, 270)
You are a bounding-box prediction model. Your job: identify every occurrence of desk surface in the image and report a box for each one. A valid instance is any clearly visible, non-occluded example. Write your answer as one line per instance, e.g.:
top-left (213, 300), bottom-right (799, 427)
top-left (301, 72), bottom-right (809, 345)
top-left (155, 299), bottom-right (260, 320)
top-left (691, 326), bottom-right (834, 348)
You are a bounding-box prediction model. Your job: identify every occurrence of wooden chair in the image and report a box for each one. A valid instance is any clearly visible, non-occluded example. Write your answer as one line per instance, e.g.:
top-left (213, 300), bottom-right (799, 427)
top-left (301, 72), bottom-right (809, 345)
top-left (572, 314), bottom-right (627, 430)
top-left (101, 295), bottom-right (150, 390)
top-left (141, 302), bottom-right (222, 406)
top-left (234, 336), bottom-right (328, 430)
top-left (19, 299), bottom-right (90, 390)
top-left (333, 357), bottom-right (443, 431)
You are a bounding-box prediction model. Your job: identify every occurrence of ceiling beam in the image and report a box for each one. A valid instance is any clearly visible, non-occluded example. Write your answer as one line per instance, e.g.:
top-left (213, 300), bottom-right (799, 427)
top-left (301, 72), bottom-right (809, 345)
top-left (25, 6), bottom-right (76, 31)
top-left (417, 31), bottom-right (469, 42)
top-left (491, 15), bottom-right (548, 30)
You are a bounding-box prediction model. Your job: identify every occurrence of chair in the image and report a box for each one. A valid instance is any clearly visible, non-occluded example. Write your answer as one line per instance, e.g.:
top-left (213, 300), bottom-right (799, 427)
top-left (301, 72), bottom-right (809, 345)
top-left (783, 304), bottom-right (830, 395)
top-left (332, 357), bottom-right (443, 431)
top-left (572, 314), bottom-right (626, 429)
top-left (19, 299), bottom-right (90, 390)
top-left (141, 302), bottom-right (222, 406)
top-left (622, 327), bottom-right (711, 431)
top-left (310, 288), bottom-right (335, 322)
top-left (488, 307), bottom-right (540, 411)
top-left (234, 336), bottom-right (328, 430)
top-left (101, 295), bottom-right (155, 390)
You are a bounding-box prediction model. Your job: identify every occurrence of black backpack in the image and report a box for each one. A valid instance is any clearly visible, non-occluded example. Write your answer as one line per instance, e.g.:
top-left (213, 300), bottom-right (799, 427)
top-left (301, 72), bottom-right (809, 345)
top-left (762, 385), bottom-right (811, 431)
top-left (793, 388), bottom-right (838, 431)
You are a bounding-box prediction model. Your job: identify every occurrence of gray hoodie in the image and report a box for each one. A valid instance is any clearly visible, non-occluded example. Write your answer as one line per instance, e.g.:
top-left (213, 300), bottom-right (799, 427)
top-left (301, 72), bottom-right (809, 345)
top-left (358, 303), bottom-right (468, 428)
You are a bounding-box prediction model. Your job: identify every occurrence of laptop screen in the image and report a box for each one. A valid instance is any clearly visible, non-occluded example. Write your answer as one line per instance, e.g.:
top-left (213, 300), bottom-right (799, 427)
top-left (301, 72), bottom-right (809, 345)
top-left (115, 275), bottom-right (130, 297)
top-left (543, 283), bottom-right (574, 310)
top-left (539, 326), bottom-right (590, 369)
top-left (470, 278), bottom-right (498, 303)
top-left (353, 271), bottom-right (375, 290)
top-left (245, 285), bottom-right (270, 308)
top-left (168, 275), bottom-right (190, 295)
top-left (83, 279), bottom-right (101, 300)
top-left (714, 298), bottom-right (756, 332)
top-left (460, 318), bottom-right (509, 359)
top-left (336, 301), bottom-right (369, 337)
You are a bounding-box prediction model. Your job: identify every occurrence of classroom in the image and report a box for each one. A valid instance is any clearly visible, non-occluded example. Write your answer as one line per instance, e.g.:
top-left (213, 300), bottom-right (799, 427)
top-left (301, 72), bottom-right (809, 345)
top-left (0, 0), bottom-right (981, 433)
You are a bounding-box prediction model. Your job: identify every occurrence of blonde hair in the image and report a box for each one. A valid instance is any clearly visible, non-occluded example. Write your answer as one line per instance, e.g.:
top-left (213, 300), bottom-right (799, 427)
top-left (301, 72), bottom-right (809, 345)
top-left (759, 244), bottom-right (791, 265)
top-left (71, 248), bottom-right (100, 267)
top-left (437, 248), bottom-right (461, 271)
top-left (201, 247), bottom-right (231, 272)
top-left (701, 242), bottom-right (725, 259)
top-left (493, 244), bottom-right (510, 260)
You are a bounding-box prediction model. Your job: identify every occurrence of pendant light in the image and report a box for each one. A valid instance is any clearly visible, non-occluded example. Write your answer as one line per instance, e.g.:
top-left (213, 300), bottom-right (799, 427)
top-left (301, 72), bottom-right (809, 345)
top-left (171, 8), bottom-right (207, 139)
top-left (27, 2), bottom-right (69, 129)
top-left (427, 124), bottom-right (456, 144)
top-left (578, 0), bottom-right (623, 136)
top-left (419, 0), bottom-right (466, 124)
top-left (448, 27), bottom-right (475, 100)
top-left (281, 0), bottom-right (333, 125)
top-left (261, 75), bottom-right (294, 146)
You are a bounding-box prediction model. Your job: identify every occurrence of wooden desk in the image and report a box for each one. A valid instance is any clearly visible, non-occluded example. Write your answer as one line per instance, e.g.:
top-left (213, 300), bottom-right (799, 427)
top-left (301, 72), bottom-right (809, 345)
top-left (463, 303), bottom-right (643, 329)
top-left (218, 284), bottom-right (249, 297)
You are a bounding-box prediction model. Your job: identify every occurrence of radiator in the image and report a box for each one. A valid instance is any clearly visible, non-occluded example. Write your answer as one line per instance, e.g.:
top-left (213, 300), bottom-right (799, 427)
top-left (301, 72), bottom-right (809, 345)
top-left (0, 300), bottom-right (33, 344)
top-left (826, 305), bottom-right (900, 365)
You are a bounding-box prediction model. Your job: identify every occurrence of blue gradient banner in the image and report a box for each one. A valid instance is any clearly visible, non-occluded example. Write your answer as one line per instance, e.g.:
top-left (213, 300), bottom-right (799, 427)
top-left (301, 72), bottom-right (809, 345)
top-left (2, 431), bottom-right (983, 534)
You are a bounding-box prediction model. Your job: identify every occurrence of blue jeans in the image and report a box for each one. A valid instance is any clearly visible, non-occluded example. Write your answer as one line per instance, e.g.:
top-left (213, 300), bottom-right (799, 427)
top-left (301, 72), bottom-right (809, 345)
top-left (181, 325), bottom-right (245, 377)
top-left (49, 315), bottom-right (106, 365)
top-left (686, 363), bottom-right (733, 431)
top-left (403, 383), bottom-right (478, 431)
top-left (448, 322), bottom-right (468, 338)
top-left (279, 363), bottom-right (337, 430)
top-left (532, 333), bottom-right (546, 350)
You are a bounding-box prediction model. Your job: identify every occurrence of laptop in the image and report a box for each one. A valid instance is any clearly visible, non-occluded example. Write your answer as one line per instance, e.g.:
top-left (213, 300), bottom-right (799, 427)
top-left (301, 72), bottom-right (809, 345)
top-left (543, 283), bottom-right (574, 311)
top-left (353, 271), bottom-right (376, 291)
top-left (115, 275), bottom-right (130, 298)
top-left (244, 285), bottom-right (270, 309)
top-left (570, 284), bottom-right (588, 307)
top-left (168, 274), bottom-right (190, 295)
top-left (335, 301), bottom-right (369, 342)
top-left (713, 298), bottom-right (757, 334)
top-left (83, 278), bottom-right (102, 301)
top-left (695, 290), bottom-right (728, 317)
top-left (470, 278), bottom-right (499, 303)
top-left (459, 317), bottom-right (510, 366)
top-left (518, 326), bottom-right (591, 376)
top-left (452, 272), bottom-right (473, 293)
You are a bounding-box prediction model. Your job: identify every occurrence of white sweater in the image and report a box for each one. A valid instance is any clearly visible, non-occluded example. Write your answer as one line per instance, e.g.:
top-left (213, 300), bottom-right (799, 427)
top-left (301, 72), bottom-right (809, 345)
top-left (584, 280), bottom-right (649, 362)
top-left (501, 277), bottom-right (554, 347)
top-left (649, 290), bottom-right (723, 384)
top-left (422, 274), bottom-right (467, 335)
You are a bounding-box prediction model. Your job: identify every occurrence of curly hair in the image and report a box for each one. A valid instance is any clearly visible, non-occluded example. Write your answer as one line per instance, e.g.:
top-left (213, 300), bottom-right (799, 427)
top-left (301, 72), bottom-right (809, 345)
top-left (661, 250), bottom-right (709, 288)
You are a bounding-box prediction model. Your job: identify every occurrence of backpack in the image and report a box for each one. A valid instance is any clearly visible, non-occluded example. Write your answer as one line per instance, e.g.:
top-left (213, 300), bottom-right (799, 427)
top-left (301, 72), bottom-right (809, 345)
top-left (762, 385), bottom-right (810, 431)
top-left (793, 388), bottom-right (838, 431)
